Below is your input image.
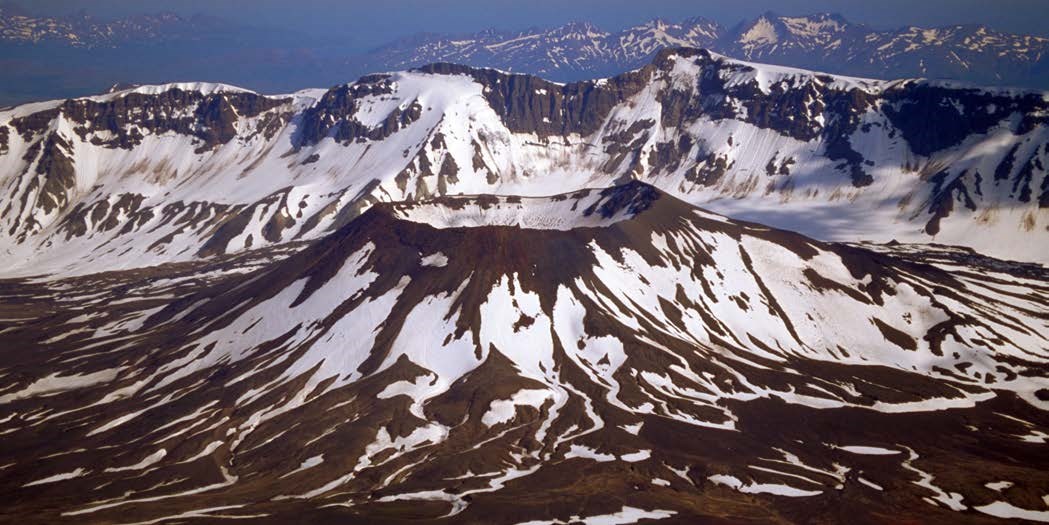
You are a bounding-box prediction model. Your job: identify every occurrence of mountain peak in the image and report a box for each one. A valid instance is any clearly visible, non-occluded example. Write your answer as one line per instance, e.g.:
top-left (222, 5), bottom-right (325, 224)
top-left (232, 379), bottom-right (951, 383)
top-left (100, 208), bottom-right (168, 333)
top-left (680, 15), bottom-right (722, 30)
top-left (549, 20), bottom-right (606, 39)
top-left (790, 12), bottom-right (850, 23)
top-left (738, 15), bottom-right (780, 46)
top-left (639, 17), bottom-right (672, 29)
top-left (555, 20), bottom-right (600, 32)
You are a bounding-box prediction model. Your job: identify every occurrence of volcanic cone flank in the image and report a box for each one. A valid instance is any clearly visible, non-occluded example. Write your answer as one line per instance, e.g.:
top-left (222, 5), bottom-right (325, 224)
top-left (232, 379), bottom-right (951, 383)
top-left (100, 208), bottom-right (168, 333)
top-left (0, 182), bottom-right (1046, 523)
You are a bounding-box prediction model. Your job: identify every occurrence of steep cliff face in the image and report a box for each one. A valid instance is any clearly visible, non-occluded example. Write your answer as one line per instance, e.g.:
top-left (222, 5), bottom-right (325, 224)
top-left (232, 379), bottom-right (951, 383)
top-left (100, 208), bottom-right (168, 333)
top-left (1, 49), bottom-right (1048, 277)
top-left (416, 62), bottom-right (656, 139)
top-left (10, 86), bottom-right (291, 151)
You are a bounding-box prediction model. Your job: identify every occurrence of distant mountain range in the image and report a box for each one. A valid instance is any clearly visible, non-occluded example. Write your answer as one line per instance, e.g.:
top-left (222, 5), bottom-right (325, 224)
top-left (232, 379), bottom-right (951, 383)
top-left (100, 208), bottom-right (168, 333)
top-left (0, 5), bottom-right (354, 106)
top-left (2, 7), bottom-right (1049, 106)
top-left (0, 4), bottom-right (223, 47)
top-left (363, 12), bottom-right (1049, 88)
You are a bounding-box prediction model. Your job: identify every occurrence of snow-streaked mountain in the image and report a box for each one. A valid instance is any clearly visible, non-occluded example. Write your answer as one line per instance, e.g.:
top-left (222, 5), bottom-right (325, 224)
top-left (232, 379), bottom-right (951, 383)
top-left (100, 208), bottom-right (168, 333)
top-left (2, 181), bottom-right (1046, 523)
top-left (365, 17), bottom-right (724, 80)
top-left (2, 48), bottom-right (1047, 278)
top-left (361, 12), bottom-right (1049, 90)
top-left (721, 13), bottom-right (1049, 89)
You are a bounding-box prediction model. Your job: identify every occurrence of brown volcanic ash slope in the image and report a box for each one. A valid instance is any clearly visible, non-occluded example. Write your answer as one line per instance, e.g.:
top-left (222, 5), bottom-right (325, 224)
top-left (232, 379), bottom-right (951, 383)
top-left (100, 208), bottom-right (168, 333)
top-left (1, 182), bottom-right (1048, 524)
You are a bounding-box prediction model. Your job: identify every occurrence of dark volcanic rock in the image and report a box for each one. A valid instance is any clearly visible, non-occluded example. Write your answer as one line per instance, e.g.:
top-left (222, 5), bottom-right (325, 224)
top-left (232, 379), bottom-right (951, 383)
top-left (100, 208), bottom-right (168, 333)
top-left (296, 75), bottom-right (426, 146)
top-left (415, 59), bottom-right (654, 138)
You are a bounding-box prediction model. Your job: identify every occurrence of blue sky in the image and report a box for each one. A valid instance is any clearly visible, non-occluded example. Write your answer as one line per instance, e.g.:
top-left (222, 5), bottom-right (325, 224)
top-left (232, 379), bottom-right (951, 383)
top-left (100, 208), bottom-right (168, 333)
top-left (18, 0), bottom-right (1049, 51)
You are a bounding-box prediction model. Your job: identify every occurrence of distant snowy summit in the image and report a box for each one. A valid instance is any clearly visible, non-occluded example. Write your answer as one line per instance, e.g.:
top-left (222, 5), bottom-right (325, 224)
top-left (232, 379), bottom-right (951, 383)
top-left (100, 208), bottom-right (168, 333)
top-left (362, 12), bottom-right (1049, 90)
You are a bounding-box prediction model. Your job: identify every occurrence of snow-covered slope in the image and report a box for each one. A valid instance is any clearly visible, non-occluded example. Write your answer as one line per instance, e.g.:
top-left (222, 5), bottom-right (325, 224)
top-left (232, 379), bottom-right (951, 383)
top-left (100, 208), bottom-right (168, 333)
top-left (1, 48), bottom-right (1047, 277)
top-left (2, 182), bottom-right (1046, 523)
